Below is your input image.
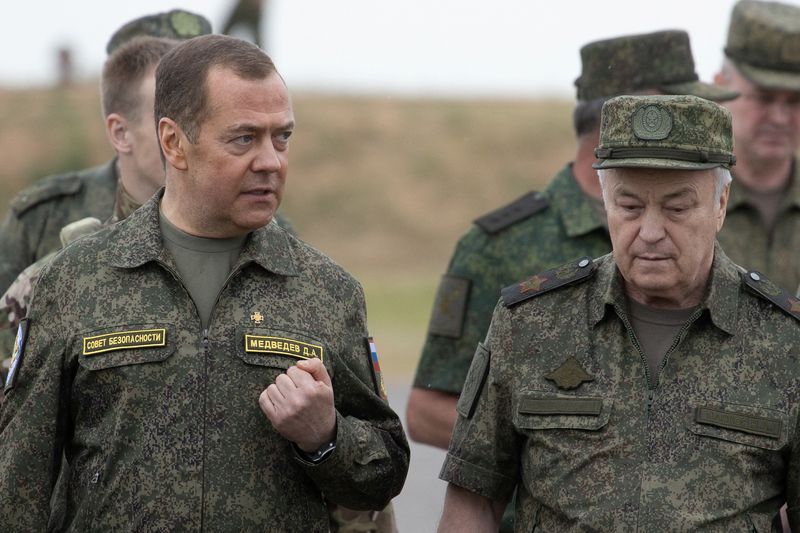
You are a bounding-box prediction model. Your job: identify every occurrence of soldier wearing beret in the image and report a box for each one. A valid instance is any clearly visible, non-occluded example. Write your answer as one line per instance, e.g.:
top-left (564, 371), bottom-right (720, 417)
top-left (715, 0), bottom-right (800, 292)
top-left (0, 35), bottom-right (409, 531)
top-left (407, 28), bottom-right (735, 483)
top-left (437, 94), bottom-right (800, 531)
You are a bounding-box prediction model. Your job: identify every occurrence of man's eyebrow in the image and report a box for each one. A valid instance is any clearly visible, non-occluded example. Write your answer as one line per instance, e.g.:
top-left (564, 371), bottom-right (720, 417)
top-left (224, 120), bottom-right (295, 135)
top-left (663, 187), bottom-right (697, 201)
top-left (612, 187), bottom-right (641, 200)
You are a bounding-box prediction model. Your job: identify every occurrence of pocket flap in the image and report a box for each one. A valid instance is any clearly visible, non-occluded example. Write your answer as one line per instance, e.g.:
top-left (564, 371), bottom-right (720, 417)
top-left (515, 394), bottom-right (612, 431)
top-left (686, 400), bottom-right (788, 450)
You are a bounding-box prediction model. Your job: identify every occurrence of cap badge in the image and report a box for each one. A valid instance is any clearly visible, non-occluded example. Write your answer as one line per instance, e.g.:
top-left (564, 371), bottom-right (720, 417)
top-left (633, 104), bottom-right (673, 140)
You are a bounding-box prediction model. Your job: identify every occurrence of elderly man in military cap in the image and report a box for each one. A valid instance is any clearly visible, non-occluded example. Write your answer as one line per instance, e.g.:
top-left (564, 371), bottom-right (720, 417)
top-left (715, 0), bottom-right (800, 292)
top-left (407, 30), bottom-right (735, 449)
top-left (437, 94), bottom-right (800, 531)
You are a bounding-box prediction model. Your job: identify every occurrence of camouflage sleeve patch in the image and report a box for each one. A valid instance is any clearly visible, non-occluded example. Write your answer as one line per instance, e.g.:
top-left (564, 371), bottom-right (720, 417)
top-left (427, 275), bottom-right (471, 338)
top-left (10, 174), bottom-right (83, 216)
top-left (473, 191), bottom-right (549, 234)
top-left (741, 270), bottom-right (800, 321)
top-left (456, 343), bottom-right (490, 419)
top-left (502, 256), bottom-right (596, 308)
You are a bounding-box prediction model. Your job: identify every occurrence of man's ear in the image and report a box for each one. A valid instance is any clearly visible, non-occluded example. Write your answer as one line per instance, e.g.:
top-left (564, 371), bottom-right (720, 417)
top-left (106, 113), bottom-right (132, 154)
top-left (716, 182), bottom-right (731, 233)
top-left (159, 117), bottom-right (189, 171)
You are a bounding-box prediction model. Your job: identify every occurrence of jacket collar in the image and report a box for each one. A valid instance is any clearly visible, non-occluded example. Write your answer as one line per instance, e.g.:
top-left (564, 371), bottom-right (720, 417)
top-left (106, 189), bottom-right (298, 277)
top-left (587, 242), bottom-right (739, 336)
top-left (547, 164), bottom-right (608, 238)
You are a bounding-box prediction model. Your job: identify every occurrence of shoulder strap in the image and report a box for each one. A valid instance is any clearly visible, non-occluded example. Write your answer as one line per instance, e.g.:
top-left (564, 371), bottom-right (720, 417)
top-left (473, 191), bottom-right (549, 234)
top-left (741, 270), bottom-right (800, 322)
top-left (11, 174), bottom-right (83, 216)
top-left (502, 256), bottom-right (596, 308)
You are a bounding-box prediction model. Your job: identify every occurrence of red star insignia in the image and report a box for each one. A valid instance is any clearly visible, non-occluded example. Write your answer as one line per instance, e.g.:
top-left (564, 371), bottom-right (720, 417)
top-left (519, 275), bottom-right (547, 294)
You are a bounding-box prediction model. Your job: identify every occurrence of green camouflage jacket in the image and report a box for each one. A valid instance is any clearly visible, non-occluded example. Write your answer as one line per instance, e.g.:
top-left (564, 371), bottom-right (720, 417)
top-left (413, 164), bottom-right (611, 394)
top-left (0, 160), bottom-right (118, 293)
top-left (718, 160), bottom-right (800, 292)
top-left (0, 194), bottom-right (409, 531)
top-left (441, 248), bottom-right (800, 531)
top-left (0, 159), bottom-right (295, 295)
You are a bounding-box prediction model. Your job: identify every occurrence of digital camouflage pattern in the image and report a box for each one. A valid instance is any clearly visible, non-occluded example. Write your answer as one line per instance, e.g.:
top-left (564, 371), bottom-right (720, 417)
top-left (575, 30), bottom-right (738, 102)
top-left (441, 248), bottom-right (800, 531)
top-left (725, 0), bottom-right (800, 90)
top-left (106, 9), bottom-right (213, 54)
top-left (413, 165), bottom-right (610, 394)
top-left (594, 94), bottom-right (735, 171)
top-left (0, 160), bottom-right (118, 294)
top-left (719, 161), bottom-right (800, 292)
top-left (0, 194), bottom-right (409, 531)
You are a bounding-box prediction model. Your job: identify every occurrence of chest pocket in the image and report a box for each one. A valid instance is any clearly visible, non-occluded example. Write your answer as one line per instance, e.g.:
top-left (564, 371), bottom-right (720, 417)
top-left (514, 393), bottom-right (613, 432)
top-left (77, 324), bottom-right (174, 371)
top-left (236, 327), bottom-right (330, 374)
top-left (686, 400), bottom-right (789, 451)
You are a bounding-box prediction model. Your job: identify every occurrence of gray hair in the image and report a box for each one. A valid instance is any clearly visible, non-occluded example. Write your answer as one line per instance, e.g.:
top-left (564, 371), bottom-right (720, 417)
top-left (597, 166), bottom-right (732, 205)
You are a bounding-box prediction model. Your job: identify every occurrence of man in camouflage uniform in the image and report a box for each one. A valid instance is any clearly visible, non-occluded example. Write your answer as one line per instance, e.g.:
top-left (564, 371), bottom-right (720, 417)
top-left (0, 10), bottom-right (214, 296)
top-left (715, 0), bottom-right (800, 291)
top-left (0, 35), bottom-right (409, 530)
top-left (406, 30), bottom-right (737, 452)
top-left (438, 93), bottom-right (800, 532)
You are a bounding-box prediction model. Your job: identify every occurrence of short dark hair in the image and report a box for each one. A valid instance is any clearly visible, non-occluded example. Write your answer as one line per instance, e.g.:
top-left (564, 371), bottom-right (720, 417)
top-left (572, 96), bottom-right (608, 138)
top-left (154, 34), bottom-right (277, 142)
top-left (101, 36), bottom-right (177, 121)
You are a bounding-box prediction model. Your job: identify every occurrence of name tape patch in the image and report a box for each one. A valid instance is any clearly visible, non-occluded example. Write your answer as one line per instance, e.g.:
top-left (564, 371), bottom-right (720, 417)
top-left (83, 328), bottom-right (167, 356)
top-left (245, 335), bottom-right (324, 361)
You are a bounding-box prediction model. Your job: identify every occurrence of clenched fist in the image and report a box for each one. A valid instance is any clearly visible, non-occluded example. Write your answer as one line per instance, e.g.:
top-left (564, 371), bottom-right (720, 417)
top-left (259, 358), bottom-right (336, 452)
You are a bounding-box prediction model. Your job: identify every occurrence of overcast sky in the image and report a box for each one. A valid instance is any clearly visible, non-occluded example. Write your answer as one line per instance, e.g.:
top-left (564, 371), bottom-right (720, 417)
top-left (2, 0), bottom-right (797, 97)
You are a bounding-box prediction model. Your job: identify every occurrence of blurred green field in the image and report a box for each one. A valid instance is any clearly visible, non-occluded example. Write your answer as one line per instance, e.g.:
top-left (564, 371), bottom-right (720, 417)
top-left (0, 83), bottom-right (576, 379)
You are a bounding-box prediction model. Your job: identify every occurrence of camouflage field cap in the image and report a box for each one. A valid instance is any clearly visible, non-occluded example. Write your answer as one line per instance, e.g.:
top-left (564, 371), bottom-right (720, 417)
top-left (593, 95), bottom-right (735, 171)
top-left (724, 0), bottom-right (800, 90)
top-left (106, 10), bottom-right (212, 55)
top-left (576, 30), bottom-right (738, 102)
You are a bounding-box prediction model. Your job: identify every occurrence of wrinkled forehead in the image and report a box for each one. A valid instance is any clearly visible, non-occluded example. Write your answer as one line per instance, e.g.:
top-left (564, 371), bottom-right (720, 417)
top-left (606, 167), bottom-right (716, 198)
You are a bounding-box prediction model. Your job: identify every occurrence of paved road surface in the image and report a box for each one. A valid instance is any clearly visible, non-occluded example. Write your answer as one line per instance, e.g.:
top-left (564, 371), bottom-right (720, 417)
top-left (386, 380), bottom-right (448, 532)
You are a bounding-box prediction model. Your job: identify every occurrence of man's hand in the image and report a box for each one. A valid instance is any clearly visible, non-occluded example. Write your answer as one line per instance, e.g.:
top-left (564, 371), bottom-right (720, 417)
top-left (259, 358), bottom-right (336, 452)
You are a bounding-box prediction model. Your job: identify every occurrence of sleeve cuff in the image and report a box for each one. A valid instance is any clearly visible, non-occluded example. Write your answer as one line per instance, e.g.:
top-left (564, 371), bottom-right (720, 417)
top-left (439, 453), bottom-right (516, 503)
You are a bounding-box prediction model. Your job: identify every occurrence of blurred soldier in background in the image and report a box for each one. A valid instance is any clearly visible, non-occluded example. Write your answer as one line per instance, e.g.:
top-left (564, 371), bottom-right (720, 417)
top-left (0, 10), bottom-right (213, 296)
top-left (716, 0), bottom-right (800, 292)
top-left (222, 0), bottom-right (266, 49)
top-left (406, 30), bottom-right (736, 531)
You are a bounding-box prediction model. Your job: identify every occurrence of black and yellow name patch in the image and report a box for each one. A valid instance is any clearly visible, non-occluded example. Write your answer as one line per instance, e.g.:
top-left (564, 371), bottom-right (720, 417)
top-left (83, 328), bottom-right (166, 356)
top-left (245, 335), bottom-right (324, 361)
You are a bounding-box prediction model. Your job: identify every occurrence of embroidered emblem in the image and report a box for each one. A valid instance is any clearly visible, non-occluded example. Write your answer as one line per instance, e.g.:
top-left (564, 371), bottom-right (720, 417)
top-left (554, 263), bottom-right (578, 280)
top-left (520, 275), bottom-right (547, 294)
top-left (544, 357), bottom-right (595, 390)
top-left (83, 328), bottom-right (166, 356)
top-left (250, 311), bottom-right (264, 325)
top-left (632, 104), bottom-right (673, 140)
top-left (245, 335), bottom-right (324, 361)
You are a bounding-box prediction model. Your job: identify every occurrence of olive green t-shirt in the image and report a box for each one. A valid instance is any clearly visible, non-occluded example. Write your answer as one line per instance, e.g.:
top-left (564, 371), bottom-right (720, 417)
top-left (627, 297), bottom-right (697, 384)
top-left (159, 212), bottom-right (246, 329)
